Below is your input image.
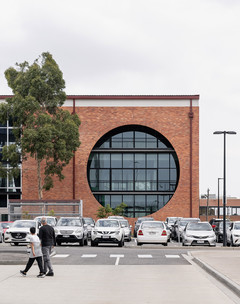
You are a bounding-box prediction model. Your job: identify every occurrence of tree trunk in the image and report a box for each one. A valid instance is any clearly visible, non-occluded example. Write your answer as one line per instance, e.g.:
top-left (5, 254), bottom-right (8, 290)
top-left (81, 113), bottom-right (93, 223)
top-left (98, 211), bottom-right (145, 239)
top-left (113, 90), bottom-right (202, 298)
top-left (37, 157), bottom-right (43, 200)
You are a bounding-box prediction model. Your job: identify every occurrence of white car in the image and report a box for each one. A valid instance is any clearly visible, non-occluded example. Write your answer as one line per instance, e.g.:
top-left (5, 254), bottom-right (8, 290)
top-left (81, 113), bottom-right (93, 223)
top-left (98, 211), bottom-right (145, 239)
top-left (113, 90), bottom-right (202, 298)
top-left (119, 219), bottom-right (132, 242)
top-left (54, 217), bottom-right (88, 246)
top-left (34, 216), bottom-right (57, 227)
top-left (182, 222), bottom-right (216, 247)
top-left (227, 221), bottom-right (240, 247)
top-left (137, 221), bottom-right (168, 246)
top-left (4, 220), bottom-right (39, 245)
top-left (91, 219), bottom-right (125, 247)
top-left (0, 225), bottom-right (3, 243)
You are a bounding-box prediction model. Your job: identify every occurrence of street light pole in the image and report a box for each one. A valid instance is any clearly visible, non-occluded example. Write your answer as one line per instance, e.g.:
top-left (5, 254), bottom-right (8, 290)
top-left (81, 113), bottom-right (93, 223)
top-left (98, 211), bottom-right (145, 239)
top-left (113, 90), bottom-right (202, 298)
top-left (213, 131), bottom-right (237, 247)
top-left (217, 178), bottom-right (223, 219)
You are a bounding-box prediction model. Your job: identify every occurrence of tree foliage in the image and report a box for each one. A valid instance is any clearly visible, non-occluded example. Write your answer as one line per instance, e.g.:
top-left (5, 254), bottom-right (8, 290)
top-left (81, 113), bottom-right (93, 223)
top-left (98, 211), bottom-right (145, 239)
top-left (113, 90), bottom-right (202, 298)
top-left (0, 52), bottom-right (81, 199)
top-left (96, 202), bottom-right (128, 218)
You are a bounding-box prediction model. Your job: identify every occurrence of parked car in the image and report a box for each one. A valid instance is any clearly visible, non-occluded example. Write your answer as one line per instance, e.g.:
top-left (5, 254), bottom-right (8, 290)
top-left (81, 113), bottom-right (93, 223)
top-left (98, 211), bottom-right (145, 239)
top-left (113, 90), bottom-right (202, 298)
top-left (227, 221), bottom-right (240, 247)
top-left (108, 216), bottom-right (125, 219)
top-left (137, 221), bottom-right (168, 246)
top-left (214, 220), bottom-right (231, 243)
top-left (0, 225), bottom-right (3, 243)
top-left (134, 217), bottom-right (154, 237)
top-left (209, 218), bottom-right (224, 229)
top-left (34, 216), bottom-right (58, 227)
top-left (0, 221), bottom-right (13, 242)
top-left (54, 217), bottom-right (88, 246)
top-left (4, 220), bottom-right (39, 245)
top-left (182, 221), bottom-right (216, 247)
top-left (172, 218), bottom-right (200, 241)
top-left (119, 219), bottom-right (132, 242)
top-left (83, 217), bottom-right (95, 239)
top-left (91, 218), bottom-right (125, 247)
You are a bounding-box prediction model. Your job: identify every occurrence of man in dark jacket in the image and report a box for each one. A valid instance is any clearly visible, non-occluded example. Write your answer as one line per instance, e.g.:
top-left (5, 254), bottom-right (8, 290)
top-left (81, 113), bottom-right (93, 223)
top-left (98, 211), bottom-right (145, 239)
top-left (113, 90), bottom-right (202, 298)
top-left (39, 217), bottom-right (56, 276)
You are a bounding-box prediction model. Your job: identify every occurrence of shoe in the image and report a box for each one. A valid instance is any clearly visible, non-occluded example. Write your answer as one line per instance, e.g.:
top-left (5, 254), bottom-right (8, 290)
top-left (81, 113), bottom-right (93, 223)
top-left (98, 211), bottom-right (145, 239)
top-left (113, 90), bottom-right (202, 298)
top-left (37, 273), bottom-right (45, 278)
top-left (46, 272), bottom-right (54, 276)
top-left (20, 270), bottom-right (26, 277)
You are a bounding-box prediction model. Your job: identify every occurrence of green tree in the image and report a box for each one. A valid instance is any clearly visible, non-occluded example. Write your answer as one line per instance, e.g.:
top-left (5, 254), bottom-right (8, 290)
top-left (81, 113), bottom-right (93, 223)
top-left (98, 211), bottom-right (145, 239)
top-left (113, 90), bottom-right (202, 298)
top-left (0, 52), bottom-right (81, 199)
top-left (96, 204), bottom-right (113, 218)
top-left (112, 202), bottom-right (127, 216)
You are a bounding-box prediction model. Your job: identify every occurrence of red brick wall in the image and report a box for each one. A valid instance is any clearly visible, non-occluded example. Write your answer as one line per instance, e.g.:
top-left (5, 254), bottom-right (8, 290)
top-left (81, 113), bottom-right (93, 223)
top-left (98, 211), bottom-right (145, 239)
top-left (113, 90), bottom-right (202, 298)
top-left (22, 104), bottom-right (199, 225)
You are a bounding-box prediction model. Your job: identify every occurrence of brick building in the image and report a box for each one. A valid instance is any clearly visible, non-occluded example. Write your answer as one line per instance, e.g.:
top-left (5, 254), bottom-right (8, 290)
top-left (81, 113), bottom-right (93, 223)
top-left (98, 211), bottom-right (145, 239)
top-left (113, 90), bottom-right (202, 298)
top-left (0, 95), bottom-right (199, 225)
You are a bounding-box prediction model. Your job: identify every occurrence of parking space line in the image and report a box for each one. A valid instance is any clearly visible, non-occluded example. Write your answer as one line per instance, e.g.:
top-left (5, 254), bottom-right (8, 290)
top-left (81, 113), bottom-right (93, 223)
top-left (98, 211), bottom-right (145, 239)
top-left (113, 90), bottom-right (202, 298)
top-left (165, 255), bottom-right (180, 258)
top-left (110, 254), bottom-right (124, 265)
top-left (138, 255), bottom-right (153, 258)
top-left (81, 254), bottom-right (97, 258)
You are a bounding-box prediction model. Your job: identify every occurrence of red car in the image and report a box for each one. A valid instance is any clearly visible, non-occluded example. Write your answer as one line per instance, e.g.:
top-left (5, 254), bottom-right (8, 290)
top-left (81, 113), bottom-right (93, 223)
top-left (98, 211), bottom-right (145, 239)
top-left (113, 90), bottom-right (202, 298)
top-left (0, 221), bottom-right (14, 241)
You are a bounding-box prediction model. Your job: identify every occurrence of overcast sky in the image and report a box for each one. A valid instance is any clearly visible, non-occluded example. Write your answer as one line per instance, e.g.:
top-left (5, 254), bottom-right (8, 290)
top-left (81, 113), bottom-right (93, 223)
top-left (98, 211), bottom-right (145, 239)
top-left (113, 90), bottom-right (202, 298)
top-left (1, 0), bottom-right (239, 198)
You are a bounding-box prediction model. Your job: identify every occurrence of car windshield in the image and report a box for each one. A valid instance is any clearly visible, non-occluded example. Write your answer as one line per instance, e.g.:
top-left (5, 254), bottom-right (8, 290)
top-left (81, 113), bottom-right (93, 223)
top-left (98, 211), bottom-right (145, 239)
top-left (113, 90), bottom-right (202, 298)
top-left (179, 221), bottom-right (188, 227)
top-left (57, 218), bottom-right (82, 227)
top-left (96, 220), bottom-right (119, 228)
top-left (142, 222), bottom-right (164, 229)
top-left (168, 218), bottom-right (177, 224)
top-left (234, 223), bottom-right (240, 230)
top-left (187, 223), bottom-right (212, 231)
top-left (84, 218), bottom-right (94, 225)
top-left (120, 220), bottom-right (129, 227)
top-left (219, 222), bottom-right (230, 228)
top-left (12, 221), bottom-right (36, 228)
top-left (1, 223), bottom-right (13, 229)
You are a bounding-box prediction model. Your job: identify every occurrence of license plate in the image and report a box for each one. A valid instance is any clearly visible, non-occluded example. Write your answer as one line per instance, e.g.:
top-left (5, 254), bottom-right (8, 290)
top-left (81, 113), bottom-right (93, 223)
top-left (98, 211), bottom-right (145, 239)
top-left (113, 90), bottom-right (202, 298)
top-left (197, 240), bottom-right (204, 244)
top-left (63, 235), bottom-right (69, 238)
top-left (149, 232), bottom-right (156, 235)
top-left (102, 235), bottom-right (110, 239)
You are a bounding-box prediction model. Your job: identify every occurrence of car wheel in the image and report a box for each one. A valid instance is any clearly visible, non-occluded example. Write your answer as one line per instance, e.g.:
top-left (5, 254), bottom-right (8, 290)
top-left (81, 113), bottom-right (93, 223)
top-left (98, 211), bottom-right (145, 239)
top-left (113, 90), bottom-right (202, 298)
top-left (118, 238), bottom-right (124, 247)
top-left (231, 237), bottom-right (235, 247)
top-left (84, 237), bottom-right (88, 246)
top-left (137, 242), bottom-right (142, 246)
top-left (227, 240), bottom-right (230, 247)
top-left (182, 242), bottom-right (185, 246)
top-left (91, 240), bottom-right (96, 247)
top-left (0, 234), bottom-right (2, 243)
top-left (79, 238), bottom-right (84, 246)
top-left (163, 242), bottom-right (168, 246)
top-left (57, 241), bottom-right (61, 246)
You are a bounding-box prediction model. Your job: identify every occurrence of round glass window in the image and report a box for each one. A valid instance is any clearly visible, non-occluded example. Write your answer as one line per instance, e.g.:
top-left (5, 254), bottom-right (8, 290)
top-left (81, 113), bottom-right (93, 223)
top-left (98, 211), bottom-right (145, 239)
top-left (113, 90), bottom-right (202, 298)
top-left (87, 125), bottom-right (179, 217)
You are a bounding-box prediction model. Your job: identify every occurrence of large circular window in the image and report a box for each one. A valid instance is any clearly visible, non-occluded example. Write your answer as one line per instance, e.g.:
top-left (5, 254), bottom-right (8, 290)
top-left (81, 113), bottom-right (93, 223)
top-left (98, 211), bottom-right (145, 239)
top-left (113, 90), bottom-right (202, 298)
top-left (87, 125), bottom-right (179, 218)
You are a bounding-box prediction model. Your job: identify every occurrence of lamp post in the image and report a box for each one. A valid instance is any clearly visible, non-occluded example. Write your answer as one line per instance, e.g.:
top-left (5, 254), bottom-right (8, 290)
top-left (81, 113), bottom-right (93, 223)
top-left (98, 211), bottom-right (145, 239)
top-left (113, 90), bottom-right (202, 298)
top-left (213, 131), bottom-right (237, 246)
top-left (217, 178), bottom-right (223, 219)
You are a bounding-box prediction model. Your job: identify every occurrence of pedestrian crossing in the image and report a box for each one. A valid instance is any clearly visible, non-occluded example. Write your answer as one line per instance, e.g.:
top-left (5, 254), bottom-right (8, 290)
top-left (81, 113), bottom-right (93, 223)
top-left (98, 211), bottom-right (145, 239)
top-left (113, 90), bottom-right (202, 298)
top-left (53, 253), bottom-right (181, 259)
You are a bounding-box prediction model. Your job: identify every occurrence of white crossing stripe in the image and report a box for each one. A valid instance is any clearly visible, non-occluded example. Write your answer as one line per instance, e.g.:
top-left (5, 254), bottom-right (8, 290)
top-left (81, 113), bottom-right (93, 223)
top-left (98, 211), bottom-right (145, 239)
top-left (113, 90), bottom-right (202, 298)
top-left (53, 254), bottom-right (69, 258)
top-left (165, 255), bottom-right (180, 258)
top-left (81, 254), bottom-right (97, 258)
top-left (138, 255), bottom-right (152, 258)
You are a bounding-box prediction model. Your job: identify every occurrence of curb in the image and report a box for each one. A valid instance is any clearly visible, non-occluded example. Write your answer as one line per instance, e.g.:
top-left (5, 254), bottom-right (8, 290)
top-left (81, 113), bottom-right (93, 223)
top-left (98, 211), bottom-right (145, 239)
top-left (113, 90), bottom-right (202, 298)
top-left (192, 256), bottom-right (240, 298)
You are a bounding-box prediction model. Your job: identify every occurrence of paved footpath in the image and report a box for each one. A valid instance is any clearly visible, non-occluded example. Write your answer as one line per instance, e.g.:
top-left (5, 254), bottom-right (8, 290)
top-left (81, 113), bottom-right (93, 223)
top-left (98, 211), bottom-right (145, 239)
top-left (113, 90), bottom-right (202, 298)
top-left (0, 262), bottom-right (239, 304)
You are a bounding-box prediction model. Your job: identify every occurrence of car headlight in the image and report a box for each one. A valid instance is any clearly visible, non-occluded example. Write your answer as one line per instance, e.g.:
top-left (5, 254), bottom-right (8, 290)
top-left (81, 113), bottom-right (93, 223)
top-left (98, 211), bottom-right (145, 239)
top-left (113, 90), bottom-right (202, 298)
top-left (115, 230), bottom-right (120, 235)
top-left (233, 234), bottom-right (240, 237)
top-left (54, 228), bottom-right (59, 234)
top-left (75, 229), bottom-right (83, 234)
top-left (93, 230), bottom-right (98, 235)
top-left (186, 234), bottom-right (194, 238)
top-left (5, 231), bottom-right (10, 235)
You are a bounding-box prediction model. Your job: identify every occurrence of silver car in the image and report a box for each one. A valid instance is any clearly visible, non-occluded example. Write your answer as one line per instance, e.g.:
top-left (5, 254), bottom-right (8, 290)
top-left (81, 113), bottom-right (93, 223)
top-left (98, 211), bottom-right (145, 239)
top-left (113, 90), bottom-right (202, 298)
top-left (182, 222), bottom-right (216, 247)
top-left (119, 219), bottom-right (132, 242)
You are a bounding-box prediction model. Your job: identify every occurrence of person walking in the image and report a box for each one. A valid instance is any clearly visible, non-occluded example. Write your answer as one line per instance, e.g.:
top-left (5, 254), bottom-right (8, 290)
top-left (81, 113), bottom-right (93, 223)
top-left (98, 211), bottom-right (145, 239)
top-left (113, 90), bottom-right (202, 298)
top-left (20, 226), bottom-right (45, 278)
top-left (39, 217), bottom-right (56, 276)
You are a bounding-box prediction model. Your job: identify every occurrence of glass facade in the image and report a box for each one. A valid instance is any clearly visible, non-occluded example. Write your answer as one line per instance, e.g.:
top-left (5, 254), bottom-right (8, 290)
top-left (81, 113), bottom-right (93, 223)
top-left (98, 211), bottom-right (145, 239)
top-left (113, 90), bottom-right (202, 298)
top-left (0, 121), bottom-right (21, 209)
top-left (87, 125), bottom-right (180, 217)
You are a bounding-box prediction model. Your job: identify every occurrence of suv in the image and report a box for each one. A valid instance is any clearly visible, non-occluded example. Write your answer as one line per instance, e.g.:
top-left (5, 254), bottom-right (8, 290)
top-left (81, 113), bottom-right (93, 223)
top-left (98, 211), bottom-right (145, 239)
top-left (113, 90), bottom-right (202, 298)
top-left (134, 217), bottom-right (154, 237)
top-left (54, 217), bottom-right (88, 246)
top-left (91, 218), bottom-right (125, 247)
top-left (4, 220), bottom-right (39, 245)
top-left (172, 218), bottom-right (200, 241)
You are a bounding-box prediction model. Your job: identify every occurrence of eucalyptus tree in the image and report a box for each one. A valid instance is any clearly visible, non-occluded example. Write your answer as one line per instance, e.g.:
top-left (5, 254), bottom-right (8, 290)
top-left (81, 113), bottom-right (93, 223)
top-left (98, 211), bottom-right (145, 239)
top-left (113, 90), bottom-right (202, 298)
top-left (0, 52), bottom-right (80, 199)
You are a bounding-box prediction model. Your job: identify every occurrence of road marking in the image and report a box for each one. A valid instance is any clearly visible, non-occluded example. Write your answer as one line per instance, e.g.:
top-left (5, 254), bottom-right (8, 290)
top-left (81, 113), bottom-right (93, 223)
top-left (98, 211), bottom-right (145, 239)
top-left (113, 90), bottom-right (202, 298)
top-left (53, 254), bottom-right (69, 258)
top-left (110, 254), bottom-right (124, 265)
top-left (138, 255), bottom-right (152, 258)
top-left (81, 254), bottom-right (97, 258)
top-left (165, 255), bottom-right (180, 258)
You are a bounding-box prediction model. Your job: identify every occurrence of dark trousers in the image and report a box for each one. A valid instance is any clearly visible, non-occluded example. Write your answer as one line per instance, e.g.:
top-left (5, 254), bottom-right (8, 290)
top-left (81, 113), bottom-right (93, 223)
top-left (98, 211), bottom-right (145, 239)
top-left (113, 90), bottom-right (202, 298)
top-left (24, 256), bottom-right (44, 274)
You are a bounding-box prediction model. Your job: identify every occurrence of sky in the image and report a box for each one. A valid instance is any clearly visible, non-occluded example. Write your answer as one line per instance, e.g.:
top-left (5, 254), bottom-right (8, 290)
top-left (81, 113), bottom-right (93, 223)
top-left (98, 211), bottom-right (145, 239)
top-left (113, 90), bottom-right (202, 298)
top-left (0, 0), bottom-right (239, 198)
